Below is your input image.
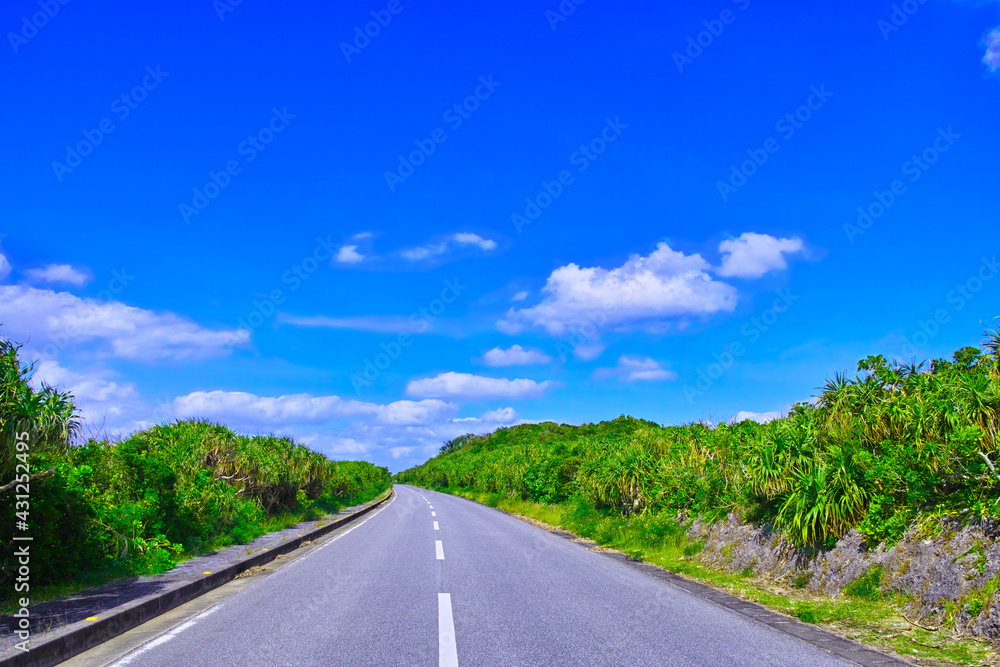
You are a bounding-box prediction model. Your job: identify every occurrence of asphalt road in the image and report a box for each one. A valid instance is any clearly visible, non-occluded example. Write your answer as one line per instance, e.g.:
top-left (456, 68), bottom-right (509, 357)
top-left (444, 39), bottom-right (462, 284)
top-left (108, 485), bottom-right (851, 666)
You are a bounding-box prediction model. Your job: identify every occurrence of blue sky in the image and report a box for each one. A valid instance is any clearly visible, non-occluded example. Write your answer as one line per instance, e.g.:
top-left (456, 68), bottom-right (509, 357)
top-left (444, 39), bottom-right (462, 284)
top-left (2, 0), bottom-right (999, 471)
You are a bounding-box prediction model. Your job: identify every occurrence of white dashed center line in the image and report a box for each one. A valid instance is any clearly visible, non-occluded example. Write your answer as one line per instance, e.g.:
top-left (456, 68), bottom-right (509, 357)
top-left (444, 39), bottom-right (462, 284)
top-left (438, 593), bottom-right (458, 667)
top-left (433, 521), bottom-right (439, 530)
top-left (435, 540), bottom-right (445, 560)
top-left (431, 511), bottom-right (436, 516)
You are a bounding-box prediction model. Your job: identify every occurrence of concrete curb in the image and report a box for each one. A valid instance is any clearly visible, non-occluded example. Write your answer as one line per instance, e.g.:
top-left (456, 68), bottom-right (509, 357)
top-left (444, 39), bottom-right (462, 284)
top-left (0, 489), bottom-right (393, 667)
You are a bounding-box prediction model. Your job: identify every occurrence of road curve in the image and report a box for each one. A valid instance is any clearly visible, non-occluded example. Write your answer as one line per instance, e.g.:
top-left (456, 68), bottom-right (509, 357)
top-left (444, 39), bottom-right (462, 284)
top-left (108, 485), bottom-right (851, 666)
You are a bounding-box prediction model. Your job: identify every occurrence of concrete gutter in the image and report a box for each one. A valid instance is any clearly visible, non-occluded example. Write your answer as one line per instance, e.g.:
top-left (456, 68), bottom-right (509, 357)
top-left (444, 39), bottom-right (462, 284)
top-left (0, 489), bottom-right (393, 667)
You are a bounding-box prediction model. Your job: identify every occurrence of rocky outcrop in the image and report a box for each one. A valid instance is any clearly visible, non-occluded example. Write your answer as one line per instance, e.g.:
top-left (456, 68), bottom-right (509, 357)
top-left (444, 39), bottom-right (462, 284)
top-left (687, 514), bottom-right (1000, 639)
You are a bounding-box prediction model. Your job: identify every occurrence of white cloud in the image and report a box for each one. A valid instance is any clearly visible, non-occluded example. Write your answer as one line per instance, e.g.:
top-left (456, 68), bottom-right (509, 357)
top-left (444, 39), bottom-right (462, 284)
top-left (731, 410), bottom-right (783, 424)
top-left (24, 365), bottom-right (531, 470)
top-left (497, 242), bottom-right (737, 336)
top-left (165, 387), bottom-right (527, 469)
top-left (24, 264), bottom-right (91, 286)
top-left (390, 446), bottom-right (416, 459)
top-left (278, 314), bottom-right (414, 334)
top-left (593, 355), bottom-right (677, 382)
top-left (352, 232), bottom-right (373, 240)
top-left (172, 390), bottom-right (457, 427)
top-left (453, 233), bottom-right (497, 251)
top-left (0, 251), bottom-right (11, 281)
top-left (985, 27), bottom-right (1000, 73)
top-left (401, 242), bottom-right (448, 260)
top-left (406, 372), bottom-right (558, 400)
top-left (336, 245), bottom-right (364, 263)
top-left (402, 233), bottom-right (497, 261)
top-left (30, 360), bottom-right (155, 438)
top-left (511, 290), bottom-right (528, 301)
top-left (572, 343), bottom-right (606, 361)
top-left (480, 407), bottom-right (518, 423)
top-left (716, 233), bottom-right (803, 279)
top-left (479, 344), bottom-right (552, 367)
top-left (1, 285), bottom-right (247, 361)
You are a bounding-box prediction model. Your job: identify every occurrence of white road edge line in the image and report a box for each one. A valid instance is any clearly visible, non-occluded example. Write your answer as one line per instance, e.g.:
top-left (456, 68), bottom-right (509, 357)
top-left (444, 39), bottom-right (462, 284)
top-left (109, 604), bottom-right (224, 665)
top-left (433, 521), bottom-right (440, 530)
top-left (435, 540), bottom-right (445, 560)
top-left (111, 494), bottom-right (395, 663)
top-left (438, 593), bottom-right (458, 667)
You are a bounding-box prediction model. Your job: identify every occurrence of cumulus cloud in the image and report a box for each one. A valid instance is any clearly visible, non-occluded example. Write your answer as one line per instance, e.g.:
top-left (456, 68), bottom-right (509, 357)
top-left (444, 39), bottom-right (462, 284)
top-left (480, 407), bottom-right (519, 423)
top-left (0, 285), bottom-right (247, 361)
top-left (30, 359), bottom-right (157, 438)
top-left (572, 343), bottom-right (607, 361)
top-left (390, 446), bottom-right (416, 459)
top-left (593, 355), bottom-right (677, 382)
top-left (27, 361), bottom-right (527, 470)
top-left (497, 242), bottom-right (737, 337)
top-left (24, 264), bottom-right (91, 286)
top-left (172, 391), bottom-right (458, 427)
top-left (479, 344), bottom-right (552, 367)
top-left (168, 388), bottom-right (526, 469)
top-left (985, 27), bottom-right (1000, 73)
top-left (731, 410), bottom-right (783, 424)
top-left (336, 245), bottom-right (364, 263)
top-left (716, 233), bottom-right (803, 279)
top-left (406, 372), bottom-right (558, 400)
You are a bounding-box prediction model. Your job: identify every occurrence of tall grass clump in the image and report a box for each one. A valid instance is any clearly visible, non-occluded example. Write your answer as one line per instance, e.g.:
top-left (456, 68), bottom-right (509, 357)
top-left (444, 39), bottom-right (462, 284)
top-left (398, 324), bottom-right (1000, 549)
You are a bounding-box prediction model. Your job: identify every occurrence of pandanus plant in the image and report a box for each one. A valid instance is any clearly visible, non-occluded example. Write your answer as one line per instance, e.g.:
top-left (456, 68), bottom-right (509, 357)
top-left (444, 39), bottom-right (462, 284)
top-left (1, 334), bottom-right (79, 490)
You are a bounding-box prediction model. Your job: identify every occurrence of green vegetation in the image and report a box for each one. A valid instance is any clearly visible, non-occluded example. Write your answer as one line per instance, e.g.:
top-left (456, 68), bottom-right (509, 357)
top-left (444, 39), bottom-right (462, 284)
top-left (398, 329), bottom-right (1000, 549)
top-left (397, 327), bottom-right (1000, 663)
top-left (0, 334), bottom-right (390, 606)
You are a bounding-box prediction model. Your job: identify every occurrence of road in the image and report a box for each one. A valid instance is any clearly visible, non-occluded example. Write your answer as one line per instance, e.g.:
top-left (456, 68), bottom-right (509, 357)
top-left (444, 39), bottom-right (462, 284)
top-left (107, 485), bottom-right (851, 666)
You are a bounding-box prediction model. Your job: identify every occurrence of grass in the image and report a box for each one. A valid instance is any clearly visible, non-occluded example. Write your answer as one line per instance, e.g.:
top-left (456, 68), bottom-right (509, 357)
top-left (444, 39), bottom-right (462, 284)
top-left (442, 488), bottom-right (999, 667)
